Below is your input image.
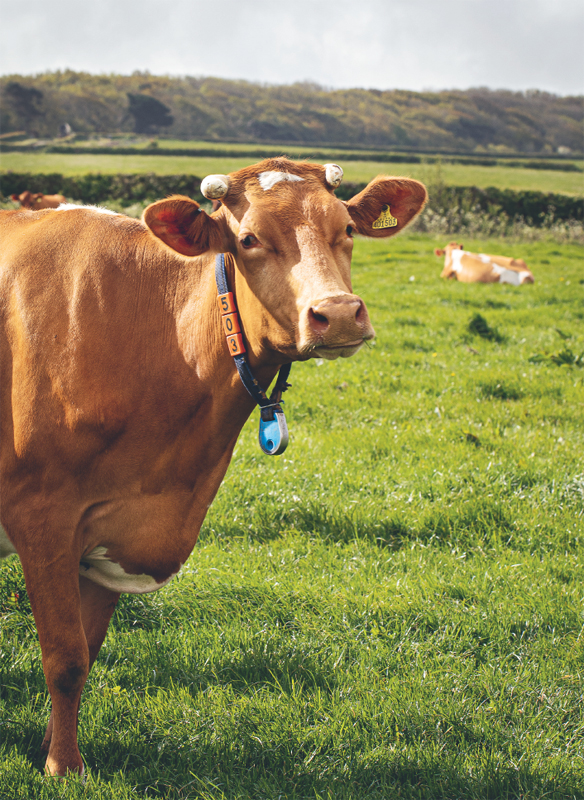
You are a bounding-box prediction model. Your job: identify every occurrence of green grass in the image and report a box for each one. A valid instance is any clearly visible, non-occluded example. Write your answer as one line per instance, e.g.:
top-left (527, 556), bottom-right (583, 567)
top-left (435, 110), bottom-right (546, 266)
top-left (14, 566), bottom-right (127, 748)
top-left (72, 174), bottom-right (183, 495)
top-left (1, 151), bottom-right (583, 195)
top-left (1, 235), bottom-right (583, 799)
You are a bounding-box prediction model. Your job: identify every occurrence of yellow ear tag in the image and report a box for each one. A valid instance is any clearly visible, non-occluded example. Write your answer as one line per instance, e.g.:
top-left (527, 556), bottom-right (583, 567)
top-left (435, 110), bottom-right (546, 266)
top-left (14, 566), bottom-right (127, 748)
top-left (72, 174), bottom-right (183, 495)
top-left (372, 204), bottom-right (398, 229)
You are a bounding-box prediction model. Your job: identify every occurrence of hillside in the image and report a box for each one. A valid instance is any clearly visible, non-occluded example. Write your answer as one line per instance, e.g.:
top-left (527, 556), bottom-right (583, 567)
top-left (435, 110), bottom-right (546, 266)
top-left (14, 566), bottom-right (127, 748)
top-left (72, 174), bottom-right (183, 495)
top-left (1, 71), bottom-right (582, 155)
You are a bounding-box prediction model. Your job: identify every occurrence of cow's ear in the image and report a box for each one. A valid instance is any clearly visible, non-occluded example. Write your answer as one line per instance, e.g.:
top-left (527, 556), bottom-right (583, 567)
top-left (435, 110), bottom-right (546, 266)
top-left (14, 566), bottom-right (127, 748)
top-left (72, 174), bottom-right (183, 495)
top-left (434, 248), bottom-right (445, 256)
top-left (143, 195), bottom-right (223, 257)
top-left (346, 177), bottom-right (427, 238)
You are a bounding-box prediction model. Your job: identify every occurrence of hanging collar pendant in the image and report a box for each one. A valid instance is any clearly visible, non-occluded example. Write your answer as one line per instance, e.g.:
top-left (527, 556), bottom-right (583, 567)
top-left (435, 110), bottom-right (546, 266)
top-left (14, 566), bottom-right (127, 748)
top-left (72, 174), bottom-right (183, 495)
top-left (215, 253), bottom-right (291, 455)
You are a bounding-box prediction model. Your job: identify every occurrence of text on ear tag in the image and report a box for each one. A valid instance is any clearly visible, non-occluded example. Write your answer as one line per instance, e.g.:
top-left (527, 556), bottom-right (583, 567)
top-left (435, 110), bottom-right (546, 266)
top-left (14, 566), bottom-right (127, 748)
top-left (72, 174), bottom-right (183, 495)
top-left (372, 204), bottom-right (398, 229)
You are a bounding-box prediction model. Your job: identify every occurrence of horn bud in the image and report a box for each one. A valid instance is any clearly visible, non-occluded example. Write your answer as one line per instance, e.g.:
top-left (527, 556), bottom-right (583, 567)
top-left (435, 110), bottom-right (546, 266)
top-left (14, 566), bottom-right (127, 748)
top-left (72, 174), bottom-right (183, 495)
top-left (201, 174), bottom-right (230, 199)
top-left (324, 163), bottom-right (343, 188)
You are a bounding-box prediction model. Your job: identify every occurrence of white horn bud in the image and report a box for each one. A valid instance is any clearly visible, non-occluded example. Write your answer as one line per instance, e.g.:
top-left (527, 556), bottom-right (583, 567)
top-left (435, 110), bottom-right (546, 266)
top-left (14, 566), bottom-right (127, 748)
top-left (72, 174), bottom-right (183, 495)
top-left (201, 174), bottom-right (230, 199)
top-left (324, 163), bottom-right (343, 188)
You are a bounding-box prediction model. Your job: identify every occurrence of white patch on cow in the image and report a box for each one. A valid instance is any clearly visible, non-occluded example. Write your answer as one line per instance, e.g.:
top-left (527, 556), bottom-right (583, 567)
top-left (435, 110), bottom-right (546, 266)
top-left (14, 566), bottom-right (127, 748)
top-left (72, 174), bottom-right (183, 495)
top-left (257, 171), bottom-right (304, 191)
top-left (499, 268), bottom-right (524, 285)
top-left (0, 526), bottom-right (17, 559)
top-left (450, 249), bottom-right (464, 272)
top-left (478, 253), bottom-right (491, 263)
top-left (490, 264), bottom-right (523, 285)
top-left (79, 546), bottom-right (177, 594)
top-left (56, 203), bottom-right (119, 215)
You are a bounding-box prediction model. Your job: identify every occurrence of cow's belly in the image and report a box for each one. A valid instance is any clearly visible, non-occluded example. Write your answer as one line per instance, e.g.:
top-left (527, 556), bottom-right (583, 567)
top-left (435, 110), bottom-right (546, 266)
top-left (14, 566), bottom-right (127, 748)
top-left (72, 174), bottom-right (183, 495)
top-left (0, 525), bottom-right (17, 558)
top-left (80, 546), bottom-right (178, 594)
top-left (0, 528), bottom-right (178, 593)
top-left (492, 265), bottom-right (529, 285)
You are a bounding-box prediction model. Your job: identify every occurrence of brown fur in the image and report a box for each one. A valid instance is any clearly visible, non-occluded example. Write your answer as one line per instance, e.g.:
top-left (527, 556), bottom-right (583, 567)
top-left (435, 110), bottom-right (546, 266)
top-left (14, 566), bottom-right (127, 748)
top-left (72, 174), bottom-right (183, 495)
top-left (0, 159), bottom-right (426, 775)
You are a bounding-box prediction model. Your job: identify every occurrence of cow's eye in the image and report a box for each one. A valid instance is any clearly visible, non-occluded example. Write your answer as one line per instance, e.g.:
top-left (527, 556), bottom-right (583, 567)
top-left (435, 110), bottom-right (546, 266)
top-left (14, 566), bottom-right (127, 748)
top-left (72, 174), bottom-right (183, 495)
top-left (241, 234), bottom-right (259, 249)
top-left (346, 225), bottom-right (353, 237)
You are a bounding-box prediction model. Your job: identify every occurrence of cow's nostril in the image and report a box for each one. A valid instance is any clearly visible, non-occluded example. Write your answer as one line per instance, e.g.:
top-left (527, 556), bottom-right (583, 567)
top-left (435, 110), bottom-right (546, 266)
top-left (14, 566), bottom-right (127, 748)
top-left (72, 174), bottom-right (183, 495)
top-left (308, 308), bottom-right (329, 334)
top-left (355, 300), bottom-right (365, 323)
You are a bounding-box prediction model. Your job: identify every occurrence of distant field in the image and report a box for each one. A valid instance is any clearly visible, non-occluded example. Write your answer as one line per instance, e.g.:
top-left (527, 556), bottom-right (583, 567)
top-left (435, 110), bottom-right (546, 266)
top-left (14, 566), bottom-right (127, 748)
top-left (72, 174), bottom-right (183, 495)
top-left (1, 235), bottom-right (583, 799)
top-left (1, 152), bottom-right (583, 195)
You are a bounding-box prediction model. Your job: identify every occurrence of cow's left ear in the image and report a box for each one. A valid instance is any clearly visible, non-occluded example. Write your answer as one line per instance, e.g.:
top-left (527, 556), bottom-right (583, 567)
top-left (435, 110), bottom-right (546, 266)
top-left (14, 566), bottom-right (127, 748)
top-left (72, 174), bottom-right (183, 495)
top-left (345, 177), bottom-right (427, 238)
top-left (143, 195), bottom-right (223, 256)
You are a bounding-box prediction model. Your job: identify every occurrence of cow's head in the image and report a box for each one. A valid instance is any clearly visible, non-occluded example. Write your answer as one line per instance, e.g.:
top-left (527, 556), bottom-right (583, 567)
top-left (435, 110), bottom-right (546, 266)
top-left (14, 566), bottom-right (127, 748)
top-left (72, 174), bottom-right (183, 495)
top-left (143, 158), bottom-right (427, 363)
top-left (11, 191), bottom-right (35, 208)
top-left (435, 242), bottom-right (464, 278)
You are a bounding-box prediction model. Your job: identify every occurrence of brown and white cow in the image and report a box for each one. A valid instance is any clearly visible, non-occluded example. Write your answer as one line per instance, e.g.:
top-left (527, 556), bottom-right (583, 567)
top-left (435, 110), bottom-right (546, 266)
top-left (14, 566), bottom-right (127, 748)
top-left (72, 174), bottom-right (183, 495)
top-left (435, 242), bottom-right (534, 284)
top-left (10, 190), bottom-right (67, 210)
top-left (0, 158), bottom-right (427, 776)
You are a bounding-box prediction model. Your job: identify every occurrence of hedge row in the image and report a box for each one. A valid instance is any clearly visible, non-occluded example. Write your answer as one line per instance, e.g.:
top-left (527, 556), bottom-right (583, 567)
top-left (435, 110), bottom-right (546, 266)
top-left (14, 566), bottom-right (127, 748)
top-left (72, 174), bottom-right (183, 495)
top-left (2, 171), bottom-right (582, 225)
top-left (338, 182), bottom-right (583, 224)
top-left (0, 172), bottom-right (206, 205)
top-left (2, 144), bottom-right (582, 171)
top-left (431, 184), bottom-right (584, 223)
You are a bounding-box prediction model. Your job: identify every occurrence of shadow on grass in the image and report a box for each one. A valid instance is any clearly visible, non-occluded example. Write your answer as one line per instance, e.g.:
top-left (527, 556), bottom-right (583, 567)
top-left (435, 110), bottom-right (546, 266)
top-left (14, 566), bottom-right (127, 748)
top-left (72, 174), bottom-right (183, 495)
top-left (204, 496), bottom-right (516, 551)
top-left (4, 725), bottom-right (577, 800)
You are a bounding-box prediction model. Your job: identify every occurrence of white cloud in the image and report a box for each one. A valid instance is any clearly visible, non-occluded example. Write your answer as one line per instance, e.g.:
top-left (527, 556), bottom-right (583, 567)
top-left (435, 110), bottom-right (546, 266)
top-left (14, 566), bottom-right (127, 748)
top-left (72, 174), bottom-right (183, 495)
top-left (0, 0), bottom-right (582, 94)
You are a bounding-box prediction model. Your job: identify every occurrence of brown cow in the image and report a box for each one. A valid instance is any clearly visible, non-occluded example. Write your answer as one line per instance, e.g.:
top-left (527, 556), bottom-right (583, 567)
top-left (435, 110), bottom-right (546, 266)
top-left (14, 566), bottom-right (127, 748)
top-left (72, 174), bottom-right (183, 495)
top-left (10, 190), bottom-right (67, 210)
top-left (0, 158), bottom-right (427, 776)
top-left (435, 242), bottom-right (534, 284)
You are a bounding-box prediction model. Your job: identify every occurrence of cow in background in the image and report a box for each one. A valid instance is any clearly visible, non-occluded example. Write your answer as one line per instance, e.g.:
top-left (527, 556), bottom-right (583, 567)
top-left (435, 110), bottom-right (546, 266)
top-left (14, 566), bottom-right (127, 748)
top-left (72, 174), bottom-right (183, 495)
top-left (11, 191), bottom-right (67, 210)
top-left (435, 242), bottom-right (534, 284)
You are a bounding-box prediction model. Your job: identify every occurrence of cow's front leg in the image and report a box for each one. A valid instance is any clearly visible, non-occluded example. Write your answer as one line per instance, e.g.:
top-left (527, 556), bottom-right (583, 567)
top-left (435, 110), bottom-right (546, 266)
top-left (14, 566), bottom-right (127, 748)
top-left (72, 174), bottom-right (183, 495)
top-left (41, 575), bottom-right (120, 763)
top-left (20, 554), bottom-right (89, 776)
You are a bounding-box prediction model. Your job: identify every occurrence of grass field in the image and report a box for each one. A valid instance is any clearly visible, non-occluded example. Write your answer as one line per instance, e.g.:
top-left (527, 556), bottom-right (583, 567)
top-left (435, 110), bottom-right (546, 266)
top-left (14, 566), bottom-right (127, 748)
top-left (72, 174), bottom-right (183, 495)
top-left (1, 151), bottom-right (583, 195)
top-left (1, 234), bottom-right (583, 799)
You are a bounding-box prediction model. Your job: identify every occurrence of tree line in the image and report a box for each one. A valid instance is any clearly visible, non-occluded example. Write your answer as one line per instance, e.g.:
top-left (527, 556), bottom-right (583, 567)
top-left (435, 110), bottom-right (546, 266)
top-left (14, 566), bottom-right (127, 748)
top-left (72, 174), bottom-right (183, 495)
top-left (1, 71), bottom-right (582, 154)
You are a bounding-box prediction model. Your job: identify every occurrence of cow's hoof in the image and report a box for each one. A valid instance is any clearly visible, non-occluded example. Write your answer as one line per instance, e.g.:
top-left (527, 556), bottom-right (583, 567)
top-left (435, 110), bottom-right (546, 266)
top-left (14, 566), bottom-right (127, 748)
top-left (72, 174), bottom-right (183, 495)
top-left (44, 755), bottom-right (85, 779)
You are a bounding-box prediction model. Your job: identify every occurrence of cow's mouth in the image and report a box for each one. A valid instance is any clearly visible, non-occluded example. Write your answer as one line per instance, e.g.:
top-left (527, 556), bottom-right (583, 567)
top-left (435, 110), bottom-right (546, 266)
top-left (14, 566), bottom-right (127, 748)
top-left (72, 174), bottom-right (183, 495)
top-left (310, 339), bottom-right (366, 360)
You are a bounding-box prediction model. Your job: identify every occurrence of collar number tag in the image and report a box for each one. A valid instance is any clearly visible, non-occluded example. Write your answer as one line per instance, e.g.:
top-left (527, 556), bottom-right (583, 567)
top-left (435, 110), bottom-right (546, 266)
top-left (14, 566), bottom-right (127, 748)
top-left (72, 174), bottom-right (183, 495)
top-left (372, 204), bottom-right (398, 229)
top-left (259, 409), bottom-right (289, 455)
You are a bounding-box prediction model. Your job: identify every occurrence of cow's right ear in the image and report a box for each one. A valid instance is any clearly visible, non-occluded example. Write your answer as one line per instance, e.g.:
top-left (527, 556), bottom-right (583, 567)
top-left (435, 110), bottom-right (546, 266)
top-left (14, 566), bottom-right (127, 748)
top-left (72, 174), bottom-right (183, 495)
top-left (10, 194), bottom-right (19, 202)
top-left (143, 195), bottom-right (223, 257)
top-left (434, 248), bottom-right (445, 257)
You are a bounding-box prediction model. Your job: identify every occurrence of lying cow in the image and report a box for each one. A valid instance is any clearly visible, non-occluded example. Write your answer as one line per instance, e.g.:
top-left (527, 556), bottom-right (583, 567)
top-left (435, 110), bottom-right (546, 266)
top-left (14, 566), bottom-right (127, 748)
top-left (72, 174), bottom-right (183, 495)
top-left (0, 158), bottom-right (427, 776)
top-left (10, 190), bottom-right (67, 210)
top-left (435, 242), bottom-right (534, 284)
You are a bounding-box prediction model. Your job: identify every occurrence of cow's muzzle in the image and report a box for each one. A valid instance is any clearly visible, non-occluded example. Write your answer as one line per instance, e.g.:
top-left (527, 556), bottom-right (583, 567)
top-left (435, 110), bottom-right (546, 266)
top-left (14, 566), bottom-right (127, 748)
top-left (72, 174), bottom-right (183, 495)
top-left (299, 294), bottom-right (375, 360)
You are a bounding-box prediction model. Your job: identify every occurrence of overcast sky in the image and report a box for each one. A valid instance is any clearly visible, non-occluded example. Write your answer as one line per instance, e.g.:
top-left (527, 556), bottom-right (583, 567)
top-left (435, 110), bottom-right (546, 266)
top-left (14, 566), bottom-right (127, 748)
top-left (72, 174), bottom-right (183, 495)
top-left (1, 0), bottom-right (582, 95)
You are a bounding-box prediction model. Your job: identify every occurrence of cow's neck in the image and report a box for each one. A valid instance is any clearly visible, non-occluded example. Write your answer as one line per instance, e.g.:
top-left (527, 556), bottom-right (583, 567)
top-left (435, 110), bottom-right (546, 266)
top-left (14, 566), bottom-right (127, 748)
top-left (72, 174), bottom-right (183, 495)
top-left (173, 251), bottom-right (282, 430)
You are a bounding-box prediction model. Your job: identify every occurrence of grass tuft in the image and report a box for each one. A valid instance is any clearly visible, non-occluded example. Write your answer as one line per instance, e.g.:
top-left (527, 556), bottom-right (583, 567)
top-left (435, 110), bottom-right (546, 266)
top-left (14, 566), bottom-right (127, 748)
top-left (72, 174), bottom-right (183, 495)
top-left (468, 312), bottom-right (505, 342)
